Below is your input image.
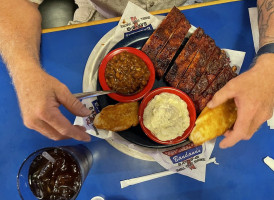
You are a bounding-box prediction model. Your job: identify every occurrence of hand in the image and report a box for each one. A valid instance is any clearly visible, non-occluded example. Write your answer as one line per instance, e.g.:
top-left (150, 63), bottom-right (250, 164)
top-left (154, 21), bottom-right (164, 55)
top-left (14, 68), bottom-right (91, 141)
top-left (207, 54), bottom-right (274, 148)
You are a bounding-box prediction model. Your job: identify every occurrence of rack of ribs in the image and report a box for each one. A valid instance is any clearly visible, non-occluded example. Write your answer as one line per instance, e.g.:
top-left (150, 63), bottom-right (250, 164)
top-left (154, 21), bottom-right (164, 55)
top-left (177, 35), bottom-right (216, 94)
top-left (153, 14), bottom-right (191, 79)
top-left (165, 27), bottom-right (205, 87)
top-left (140, 6), bottom-right (239, 114)
top-left (141, 7), bottom-right (184, 62)
top-left (195, 66), bottom-right (237, 113)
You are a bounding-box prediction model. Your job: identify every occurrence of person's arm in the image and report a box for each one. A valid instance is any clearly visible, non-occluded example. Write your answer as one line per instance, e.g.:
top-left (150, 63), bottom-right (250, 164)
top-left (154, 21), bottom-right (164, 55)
top-left (206, 0), bottom-right (274, 148)
top-left (258, 0), bottom-right (274, 47)
top-left (0, 0), bottom-right (91, 141)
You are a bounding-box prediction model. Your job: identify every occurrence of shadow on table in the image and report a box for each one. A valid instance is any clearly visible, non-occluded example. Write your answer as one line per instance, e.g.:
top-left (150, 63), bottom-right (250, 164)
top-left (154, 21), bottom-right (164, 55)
top-left (106, 196), bottom-right (128, 200)
top-left (83, 139), bottom-right (165, 175)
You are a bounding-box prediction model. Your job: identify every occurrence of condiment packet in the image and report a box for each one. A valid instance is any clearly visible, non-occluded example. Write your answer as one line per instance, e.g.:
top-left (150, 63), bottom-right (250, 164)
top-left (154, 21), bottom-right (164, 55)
top-left (74, 2), bottom-right (245, 182)
top-left (248, 8), bottom-right (274, 129)
top-left (264, 156), bottom-right (274, 171)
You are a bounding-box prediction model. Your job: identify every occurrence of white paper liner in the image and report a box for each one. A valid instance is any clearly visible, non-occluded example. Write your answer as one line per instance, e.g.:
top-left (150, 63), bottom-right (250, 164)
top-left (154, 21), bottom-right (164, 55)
top-left (75, 2), bottom-right (246, 182)
top-left (120, 157), bottom-right (219, 189)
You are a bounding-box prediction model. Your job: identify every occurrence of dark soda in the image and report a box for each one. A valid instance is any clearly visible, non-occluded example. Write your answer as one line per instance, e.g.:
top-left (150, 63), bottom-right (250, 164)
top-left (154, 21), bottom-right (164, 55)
top-left (28, 148), bottom-right (81, 200)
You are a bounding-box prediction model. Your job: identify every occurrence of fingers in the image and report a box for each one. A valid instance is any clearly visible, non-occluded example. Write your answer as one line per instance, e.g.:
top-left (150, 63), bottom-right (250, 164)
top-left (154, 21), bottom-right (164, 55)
top-left (247, 110), bottom-right (267, 138)
top-left (219, 105), bottom-right (252, 148)
top-left (219, 100), bottom-right (268, 149)
top-left (219, 118), bottom-right (261, 149)
top-left (219, 130), bottom-right (242, 149)
top-left (207, 81), bottom-right (235, 109)
top-left (40, 107), bottom-right (91, 141)
top-left (24, 118), bottom-right (70, 140)
top-left (75, 125), bottom-right (87, 132)
top-left (24, 116), bottom-right (89, 141)
top-left (56, 84), bottom-right (91, 117)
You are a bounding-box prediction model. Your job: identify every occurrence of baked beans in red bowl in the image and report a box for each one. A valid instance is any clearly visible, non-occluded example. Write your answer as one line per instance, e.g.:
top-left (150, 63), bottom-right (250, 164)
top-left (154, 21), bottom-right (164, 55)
top-left (98, 47), bottom-right (155, 102)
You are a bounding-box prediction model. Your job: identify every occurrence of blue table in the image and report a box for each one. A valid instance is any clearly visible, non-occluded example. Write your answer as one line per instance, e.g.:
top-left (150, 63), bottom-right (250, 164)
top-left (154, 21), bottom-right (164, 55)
top-left (1, 0), bottom-right (273, 199)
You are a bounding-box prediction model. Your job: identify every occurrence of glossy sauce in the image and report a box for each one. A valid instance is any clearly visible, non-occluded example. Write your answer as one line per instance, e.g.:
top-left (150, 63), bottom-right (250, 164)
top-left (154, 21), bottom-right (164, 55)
top-left (105, 51), bottom-right (150, 95)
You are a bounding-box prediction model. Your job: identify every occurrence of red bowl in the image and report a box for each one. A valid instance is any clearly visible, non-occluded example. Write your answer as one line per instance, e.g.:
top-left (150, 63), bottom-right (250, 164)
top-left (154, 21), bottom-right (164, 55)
top-left (98, 47), bottom-right (155, 102)
top-left (139, 87), bottom-right (196, 145)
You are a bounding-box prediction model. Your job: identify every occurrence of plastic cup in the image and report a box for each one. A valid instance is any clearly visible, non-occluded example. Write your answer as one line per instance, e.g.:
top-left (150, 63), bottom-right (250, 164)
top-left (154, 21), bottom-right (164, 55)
top-left (17, 144), bottom-right (92, 200)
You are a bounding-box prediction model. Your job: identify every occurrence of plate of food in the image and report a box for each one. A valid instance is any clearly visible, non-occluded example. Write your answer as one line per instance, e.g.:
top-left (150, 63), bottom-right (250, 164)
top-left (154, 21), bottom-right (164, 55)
top-left (83, 7), bottom-right (238, 148)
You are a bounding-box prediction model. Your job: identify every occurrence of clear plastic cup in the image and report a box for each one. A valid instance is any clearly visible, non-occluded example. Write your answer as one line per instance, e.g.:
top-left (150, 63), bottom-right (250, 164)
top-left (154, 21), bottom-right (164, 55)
top-left (17, 144), bottom-right (92, 200)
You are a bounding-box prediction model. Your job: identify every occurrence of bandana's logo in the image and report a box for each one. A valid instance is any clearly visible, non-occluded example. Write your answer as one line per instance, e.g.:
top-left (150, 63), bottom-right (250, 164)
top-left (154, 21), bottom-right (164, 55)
top-left (121, 15), bottom-right (153, 37)
top-left (130, 16), bottom-right (141, 30)
top-left (163, 143), bottom-right (196, 157)
top-left (186, 159), bottom-right (196, 170)
top-left (169, 145), bottom-right (203, 164)
top-left (85, 99), bottom-right (101, 127)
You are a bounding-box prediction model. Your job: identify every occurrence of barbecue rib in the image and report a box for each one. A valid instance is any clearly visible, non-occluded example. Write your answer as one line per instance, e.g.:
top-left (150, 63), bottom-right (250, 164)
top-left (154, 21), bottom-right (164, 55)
top-left (189, 48), bottom-right (225, 102)
top-left (140, 7), bottom-right (238, 115)
top-left (141, 7), bottom-right (184, 62)
top-left (196, 66), bottom-right (237, 113)
top-left (154, 14), bottom-right (191, 78)
top-left (177, 35), bottom-right (215, 94)
top-left (165, 27), bottom-right (205, 87)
